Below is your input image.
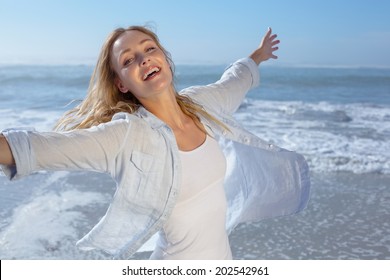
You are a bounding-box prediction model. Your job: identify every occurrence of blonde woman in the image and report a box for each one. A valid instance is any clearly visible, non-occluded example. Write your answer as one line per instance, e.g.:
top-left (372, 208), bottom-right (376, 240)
top-left (0, 26), bottom-right (310, 259)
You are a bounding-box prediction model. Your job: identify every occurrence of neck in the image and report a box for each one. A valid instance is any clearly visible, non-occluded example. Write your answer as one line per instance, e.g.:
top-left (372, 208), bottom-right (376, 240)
top-left (139, 87), bottom-right (207, 151)
top-left (141, 88), bottom-right (188, 130)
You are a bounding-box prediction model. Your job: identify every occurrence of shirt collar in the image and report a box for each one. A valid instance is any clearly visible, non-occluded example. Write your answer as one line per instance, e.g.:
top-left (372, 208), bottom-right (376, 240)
top-left (136, 107), bottom-right (167, 130)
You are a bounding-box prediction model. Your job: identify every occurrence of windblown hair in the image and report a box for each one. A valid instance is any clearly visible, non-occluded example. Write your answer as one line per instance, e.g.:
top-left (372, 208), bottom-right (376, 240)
top-left (55, 25), bottom-right (225, 133)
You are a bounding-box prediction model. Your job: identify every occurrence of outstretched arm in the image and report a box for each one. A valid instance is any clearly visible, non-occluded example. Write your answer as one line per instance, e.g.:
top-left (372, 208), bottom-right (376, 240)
top-left (250, 27), bottom-right (280, 65)
top-left (0, 118), bottom-right (131, 180)
top-left (0, 135), bottom-right (15, 166)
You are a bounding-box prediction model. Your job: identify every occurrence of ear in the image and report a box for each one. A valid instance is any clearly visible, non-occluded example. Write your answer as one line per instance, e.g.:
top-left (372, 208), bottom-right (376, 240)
top-left (115, 77), bottom-right (129, 93)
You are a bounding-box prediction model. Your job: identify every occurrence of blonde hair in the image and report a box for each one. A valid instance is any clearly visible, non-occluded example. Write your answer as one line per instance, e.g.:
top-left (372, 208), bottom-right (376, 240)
top-left (55, 26), bottom-right (226, 133)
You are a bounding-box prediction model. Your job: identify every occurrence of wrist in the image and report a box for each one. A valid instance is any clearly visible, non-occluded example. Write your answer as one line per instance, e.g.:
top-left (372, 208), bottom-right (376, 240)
top-left (249, 48), bottom-right (265, 65)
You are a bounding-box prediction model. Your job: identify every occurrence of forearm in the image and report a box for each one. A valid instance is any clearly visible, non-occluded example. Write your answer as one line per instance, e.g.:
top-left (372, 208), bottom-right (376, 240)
top-left (0, 134), bottom-right (15, 166)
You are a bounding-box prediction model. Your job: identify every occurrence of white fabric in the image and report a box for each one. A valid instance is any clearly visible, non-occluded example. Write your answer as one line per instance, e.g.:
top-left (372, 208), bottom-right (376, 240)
top-left (150, 135), bottom-right (232, 259)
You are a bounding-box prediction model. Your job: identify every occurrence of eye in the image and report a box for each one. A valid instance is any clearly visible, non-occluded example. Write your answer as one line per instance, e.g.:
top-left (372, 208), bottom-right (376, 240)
top-left (146, 46), bottom-right (156, 52)
top-left (123, 57), bottom-right (134, 67)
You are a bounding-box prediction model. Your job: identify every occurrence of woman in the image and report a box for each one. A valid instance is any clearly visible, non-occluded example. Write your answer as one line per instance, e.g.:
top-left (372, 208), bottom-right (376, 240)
top-left (0, 25), bottom-right (310, 259)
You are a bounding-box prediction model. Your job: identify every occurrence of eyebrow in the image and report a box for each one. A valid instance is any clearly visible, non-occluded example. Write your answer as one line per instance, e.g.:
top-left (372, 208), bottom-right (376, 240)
top-left (119, 38), bottom-right (153, 60)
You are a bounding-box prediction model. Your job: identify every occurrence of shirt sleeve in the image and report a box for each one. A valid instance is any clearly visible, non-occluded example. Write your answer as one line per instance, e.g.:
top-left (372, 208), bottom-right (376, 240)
top-left (180, 57), bottom-right (260, 115)
top-left (1, 118), bottom-right (131, 180)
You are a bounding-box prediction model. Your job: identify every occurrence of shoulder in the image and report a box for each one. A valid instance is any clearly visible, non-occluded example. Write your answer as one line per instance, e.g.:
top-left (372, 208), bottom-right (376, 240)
top-left (89, 112), bottom-right (145, 134)
top-left (110, 111), bottom-right (155, 133)
top-left (112, 112), bottom-right (140, 122)
top-left (111, 111), bottom-right (149, 127)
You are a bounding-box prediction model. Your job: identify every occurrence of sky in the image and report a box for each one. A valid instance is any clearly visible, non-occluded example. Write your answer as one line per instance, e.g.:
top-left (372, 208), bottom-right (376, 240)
top-left (1, 0), bottom-right (389, 67)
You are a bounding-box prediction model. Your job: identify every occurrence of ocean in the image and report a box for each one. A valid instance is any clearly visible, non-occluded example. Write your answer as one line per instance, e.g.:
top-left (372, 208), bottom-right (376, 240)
top-left (0, 63), bottom-right (389, 259)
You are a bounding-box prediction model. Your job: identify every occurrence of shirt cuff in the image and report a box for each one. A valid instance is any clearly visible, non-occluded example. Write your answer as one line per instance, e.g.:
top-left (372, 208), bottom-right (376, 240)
top-left (1, 128), bottom-right (36, 180)
top-left (235, 57), bottom-right (260, 89)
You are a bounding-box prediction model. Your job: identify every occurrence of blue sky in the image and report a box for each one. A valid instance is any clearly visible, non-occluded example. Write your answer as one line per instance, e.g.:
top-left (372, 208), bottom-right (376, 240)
top-left (1, 0), bottom-right (389, 67)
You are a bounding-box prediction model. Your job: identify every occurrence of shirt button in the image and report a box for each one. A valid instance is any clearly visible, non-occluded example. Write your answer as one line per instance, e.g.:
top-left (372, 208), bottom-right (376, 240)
top-left (222, 130), bottom-right (227, 136)
top-left (244, 137), bottom-right (250, 144)
top-left (268, 144), bottom-right (274, 149)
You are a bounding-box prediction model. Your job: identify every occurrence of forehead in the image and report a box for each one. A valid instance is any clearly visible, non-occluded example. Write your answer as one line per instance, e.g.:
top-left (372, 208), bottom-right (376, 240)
top-left (112, 30), bottom-right (154, 54)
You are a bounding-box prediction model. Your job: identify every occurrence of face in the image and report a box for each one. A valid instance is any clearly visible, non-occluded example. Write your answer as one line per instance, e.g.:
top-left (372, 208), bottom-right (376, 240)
top-left (111, 30), bottom-right (173, 103)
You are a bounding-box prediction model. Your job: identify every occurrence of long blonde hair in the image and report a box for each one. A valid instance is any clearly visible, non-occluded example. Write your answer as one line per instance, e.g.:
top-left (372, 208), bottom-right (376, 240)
top-left (55, 26), bottom-right (225, 132)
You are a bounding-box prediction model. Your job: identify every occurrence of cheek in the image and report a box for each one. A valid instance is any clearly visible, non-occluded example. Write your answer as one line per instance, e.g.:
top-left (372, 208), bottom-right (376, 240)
top-left (120, 69), bottom-right (139, 89)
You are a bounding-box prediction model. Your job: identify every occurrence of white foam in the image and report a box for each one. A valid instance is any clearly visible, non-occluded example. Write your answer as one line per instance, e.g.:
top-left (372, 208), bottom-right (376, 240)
top-left (0, 108), bottom-right (62, 131)
top-left (236, 99), bottom-right (390, 174)
top-left (0, 188), bottom-right (108, 259)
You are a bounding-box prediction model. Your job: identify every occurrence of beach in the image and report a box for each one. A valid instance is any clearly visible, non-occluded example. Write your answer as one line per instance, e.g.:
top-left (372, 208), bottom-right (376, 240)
top-left (0, 63), bottom-right (389, 259)
top-left (230, 172), bottom-right (390, 260)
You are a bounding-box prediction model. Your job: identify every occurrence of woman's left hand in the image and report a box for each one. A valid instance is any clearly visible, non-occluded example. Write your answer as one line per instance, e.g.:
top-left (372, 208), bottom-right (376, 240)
top-left (250, 27), bottom-right (280, 65)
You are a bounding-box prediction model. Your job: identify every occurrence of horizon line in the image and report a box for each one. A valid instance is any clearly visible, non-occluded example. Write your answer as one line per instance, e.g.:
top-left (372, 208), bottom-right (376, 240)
top-left (1, 61), bottom-right (390, 69)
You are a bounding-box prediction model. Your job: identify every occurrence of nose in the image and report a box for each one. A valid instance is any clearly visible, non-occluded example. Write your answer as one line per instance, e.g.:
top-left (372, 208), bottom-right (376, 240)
top-left (140, 54), bottom-right (150, 66)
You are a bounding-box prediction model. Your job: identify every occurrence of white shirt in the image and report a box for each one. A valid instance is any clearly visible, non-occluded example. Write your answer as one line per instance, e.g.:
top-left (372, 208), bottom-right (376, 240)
top-left (150, 135), bottom-right (232, 259)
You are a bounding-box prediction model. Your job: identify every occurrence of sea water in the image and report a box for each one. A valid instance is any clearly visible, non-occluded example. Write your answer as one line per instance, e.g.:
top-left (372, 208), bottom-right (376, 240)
top-left (0, 63), bottom-right (389, 259)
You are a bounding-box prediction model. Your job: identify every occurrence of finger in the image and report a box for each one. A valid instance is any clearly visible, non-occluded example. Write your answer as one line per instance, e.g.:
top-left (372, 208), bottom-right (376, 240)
top-left (266, 27), bottom-right (272, 38)
top-left (271, 40), bottom-right (280, 46)
top-left (271, 36), bottom-right (279, 42)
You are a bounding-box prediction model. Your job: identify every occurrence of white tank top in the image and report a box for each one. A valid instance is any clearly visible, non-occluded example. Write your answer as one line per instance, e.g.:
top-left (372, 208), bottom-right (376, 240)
top-left (150, 135), bottom-right (232, 260)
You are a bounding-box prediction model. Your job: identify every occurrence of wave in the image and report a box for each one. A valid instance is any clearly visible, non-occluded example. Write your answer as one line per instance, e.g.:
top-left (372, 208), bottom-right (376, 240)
top-left (0, 171), bottom-right (114, 259)
top-left (0, 75), bottom-right (90, 88)
top-left (0, 65), bottom-right (92, 88)
top-left (0, 108), bottom-right (62, 131)
top-left (236, 99), bottom-right (390, 175)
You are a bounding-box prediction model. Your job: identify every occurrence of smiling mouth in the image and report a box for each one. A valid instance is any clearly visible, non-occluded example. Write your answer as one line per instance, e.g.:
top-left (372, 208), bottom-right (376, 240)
top-left (143, 67), bottom-right (161, 81)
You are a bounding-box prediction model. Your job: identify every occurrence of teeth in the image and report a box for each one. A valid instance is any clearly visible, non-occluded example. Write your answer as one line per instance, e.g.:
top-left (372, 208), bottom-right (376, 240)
top-left (143, 67), bottom-right (160, 80)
